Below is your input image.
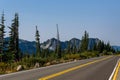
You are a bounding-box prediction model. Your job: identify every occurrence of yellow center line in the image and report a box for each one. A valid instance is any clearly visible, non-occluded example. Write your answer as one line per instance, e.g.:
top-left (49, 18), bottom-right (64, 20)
top-left (113, 60), bottom-right (120, 80)
top-left (39, 56), bottom-right (112, 80)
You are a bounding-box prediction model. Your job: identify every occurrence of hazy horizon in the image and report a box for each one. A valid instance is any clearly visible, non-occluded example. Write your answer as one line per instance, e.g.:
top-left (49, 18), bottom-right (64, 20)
top-left (0, 0), bottom-right (120, 45)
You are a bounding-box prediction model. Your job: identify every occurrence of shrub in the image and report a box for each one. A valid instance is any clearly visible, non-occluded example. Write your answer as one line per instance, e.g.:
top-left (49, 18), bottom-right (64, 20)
top-left (64, 54), bottom-right (80, 60)
top-left (80, 51), bottom-right (99, 59)
top-left (20, 57), bottom-right (48, 68)
top-left (0, 62), bottom-right (11, 74)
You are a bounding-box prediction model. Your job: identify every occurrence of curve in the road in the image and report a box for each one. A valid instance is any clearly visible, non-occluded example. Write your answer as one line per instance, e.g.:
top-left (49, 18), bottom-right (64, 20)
top-left (39, 56), bottom-right (112, 80)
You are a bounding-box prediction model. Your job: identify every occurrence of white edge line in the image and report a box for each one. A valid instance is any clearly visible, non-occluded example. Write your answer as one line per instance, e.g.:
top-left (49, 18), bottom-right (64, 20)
top-left (108, 58), bottom-right (120, 80)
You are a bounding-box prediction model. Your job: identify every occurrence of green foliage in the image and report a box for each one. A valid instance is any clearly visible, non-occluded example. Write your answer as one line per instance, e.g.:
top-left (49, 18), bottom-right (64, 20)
top-left (2, 52), bottom-right (15, 62)
top-left (81, 31), bottom-right (89, 52)
top-left (42, 49), bottom-right (50, 58)
top-left (0, 62), bottom-right (8, 73)
top-left (0, 62), bottom-right (15, 74)
top-left (57, 44), bottom-right (62, 58)
top-left (56, 25), bottom-right (62, 59)
top-left (47, 52), bottom-right (57, 61)
top-left (102, 50), bottom-right (113, 55)
top-left (8, 13), bottom-right (20, 61)
top-left (73, 39), bottom-right (77, 54)
top-left (96, 41), bottom-right (105, 53)
top-left (80, 51), bottom-right (99, 59)
top-left (0, 12), bottom-right (5, 62)
top-left (64, 53), bottom-right (80, 60)
top-left (66, 41), bottom-right (71, 54)
top-left (35, 26), bottom-right (41, 57)
top-left (20, 57), bottom-right (47, 68)
top-left (93, 40), bottom-right (114, 55)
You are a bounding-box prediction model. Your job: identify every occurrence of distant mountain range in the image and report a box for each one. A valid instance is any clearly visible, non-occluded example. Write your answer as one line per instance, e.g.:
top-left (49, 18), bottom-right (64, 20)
top-left (41, 38), bottom-right (99, 51)
top-left (5, 37), bottom-right (36, 54)
top-left (112, 46), bottom-right (120, 51)
top-left (4, 37), bottom-right (120, 54)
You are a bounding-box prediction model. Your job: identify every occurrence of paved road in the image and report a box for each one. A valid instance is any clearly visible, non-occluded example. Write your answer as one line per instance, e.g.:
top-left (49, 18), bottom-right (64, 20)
top-left (0, 56), bottom-right (119, 80)
top-left (117, 68), bottom-right (120, 80)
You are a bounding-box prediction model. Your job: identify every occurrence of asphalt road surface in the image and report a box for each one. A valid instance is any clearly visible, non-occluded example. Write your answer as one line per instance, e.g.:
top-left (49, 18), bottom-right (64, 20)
top-left (0, 56), bottom-right (119, 80)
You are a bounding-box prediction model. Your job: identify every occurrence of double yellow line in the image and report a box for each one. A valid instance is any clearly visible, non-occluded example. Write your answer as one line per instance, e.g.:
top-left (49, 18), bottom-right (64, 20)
top-left (39, 56), bottom-right (112, 80)
top-left (112, 60), bottom-right (120, 80)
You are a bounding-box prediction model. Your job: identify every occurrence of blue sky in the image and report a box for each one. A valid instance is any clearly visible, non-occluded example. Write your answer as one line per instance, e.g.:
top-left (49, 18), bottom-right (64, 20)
top-left (0, 0), bottom-right (120, 45)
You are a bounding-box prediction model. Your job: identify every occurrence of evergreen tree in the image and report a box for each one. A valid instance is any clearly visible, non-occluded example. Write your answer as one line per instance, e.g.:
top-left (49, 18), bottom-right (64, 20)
top-left (8, 13), bottom-right (19, 61)
top-left (95, 40), bottom-right (114, 54)
top-left (93, 42), bottom-right (97, 51)
top-left (0, 12), bottom-right (5, 62)
top-left (43, 48), bottom-right (49, 58)
top-left (67, 41), bottom-right (71, 54)
top-left (56, 24), bottom-right (61, 58)
top-left (80, 31), bottom-right (89, 52)
top-left (96, 40), bottom-right (104, 53)
top-left (106, 42), bottom-right (111, 52)
top-left (97, 41), bottom-right (101, 53)
top-left (73, 39), bottom-right (77, 54)
top-left (35, 26), bottom-right (41, 57)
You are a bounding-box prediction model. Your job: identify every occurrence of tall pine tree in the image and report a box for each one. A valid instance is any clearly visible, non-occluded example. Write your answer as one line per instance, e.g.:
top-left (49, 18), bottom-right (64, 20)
top-left (35, 26), bottom-right (41, 57)
top-left (80, 31), bottom-right (89, 52)
top-left (56, 24), bottom-right (61, 58)
top-left (0, 12), bottom-right (5, 62)
top-left (8, 13), bottom-right (19, 61)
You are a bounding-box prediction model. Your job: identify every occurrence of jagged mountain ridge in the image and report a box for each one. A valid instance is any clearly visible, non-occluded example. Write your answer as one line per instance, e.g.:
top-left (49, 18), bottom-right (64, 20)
top-left (4, 37), bottom-right (119, 54)
top-left (41, 38), bottom-right (81, 51)
top-left (4, 37), bottom-right (101, 54)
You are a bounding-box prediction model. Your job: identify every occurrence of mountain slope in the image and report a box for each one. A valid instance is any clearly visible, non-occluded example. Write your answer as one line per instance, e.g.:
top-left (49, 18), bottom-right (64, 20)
top-left (112, 46), bottom-right (120, 51)
top-left (4, 37), bottom-right (120, 54)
